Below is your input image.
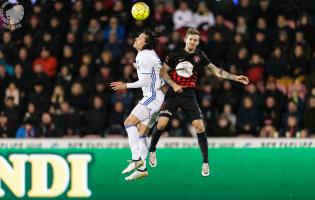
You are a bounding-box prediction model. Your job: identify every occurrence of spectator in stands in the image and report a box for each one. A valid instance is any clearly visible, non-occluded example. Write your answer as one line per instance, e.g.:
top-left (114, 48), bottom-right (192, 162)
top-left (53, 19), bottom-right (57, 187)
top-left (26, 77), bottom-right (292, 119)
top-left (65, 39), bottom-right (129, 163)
top-left (262, 78), bottom-right (285, 110)
top-left (218, 80), bottom-right (240, 111)
top-left (106, 101), bottom-right (126, 136)
top-left (222, 104), bottom-right (237, 132)
top-left (250, 31), bottom-right (271, 59)
top-left (3, 97), bottom-right (20, 137)
top-left (74, 64), bottom-right (94, 96)
top-left (103, 16), bottom-right (125, 41)
top-left (266, 46), bottom-right (289, 79)
top-left (235, 16), bottom-right (250, 41)
top-left (242, 83), bottom-right (261, 108)
top-left (259, 122), bottom-right (278, 138)
top-left (0, 113), bottom-right (8, 138)
top-left (0, 50), bottom-right (13, 76)
top-left (23, 103), bottom-right (40, 127)
top-left (164, 31), bottom-right (184, 54)
top-left (111, 0), bottom-right (129, 26)
top-left (200, 95), bottom-right (217, 135)
top-left (168, 117), bottom-right (187, 137)
top-left (212, 114), bottom-right (235, 137)
top-left (228, 33), bottom-right (246, 62)
top-left (33, 48), bottom-right (58, 78)
top-left (261, 96), bottom-right (281, 130)
top-left (28, 81), bottom-right (49, 114)
top-left (57, 66), bottom-right (72, 93)
top-left (237, 96), bottom-right (260, 136)
top-left (36, 112), bottom-right (56, 137)
top-left (282, 100), bottom-right (302, 129)
top-left (303, 96), bottom-right (315, 137)
top-left (85, 96), bottom-right (107, 136)
top-left (68, 82), bottom-right (88, 114)
top-left (5, 83), bottom-right (20, 106)
top-left (193, 1), bottom-right (215, 30)
top-left (92, 0), bottom-right (109, 26)
top-left (281, 114), bottom-right (302, 138)
top-left (103, 31), bottom-right (125, 60)
top-left (51, 85), bottom-right (66, 110)
top-left (84, 18), bottom-right (103, 43)
top-left (290, 44), bottom-right (309, 79)
top-left (16, 120), bottom-right (36, 138)
top-left (206, 31), bottom-right (228, 65)
top-left (54, 101), bottom-right (80, 137)
top-left (16, 47), bottom-right (32, 78)
top-left (173, 0), bottom-right (193, 30)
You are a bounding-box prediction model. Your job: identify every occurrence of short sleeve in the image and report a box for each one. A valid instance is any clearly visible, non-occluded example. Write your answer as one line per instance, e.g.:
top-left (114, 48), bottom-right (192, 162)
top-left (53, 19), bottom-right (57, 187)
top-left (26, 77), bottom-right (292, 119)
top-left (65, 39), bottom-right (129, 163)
top-left (165, 53), bottom-right (176, 69)
top-left (200, 50), bottom-right (211, 67)
top-left (138, 52), bottom-right (160, 74)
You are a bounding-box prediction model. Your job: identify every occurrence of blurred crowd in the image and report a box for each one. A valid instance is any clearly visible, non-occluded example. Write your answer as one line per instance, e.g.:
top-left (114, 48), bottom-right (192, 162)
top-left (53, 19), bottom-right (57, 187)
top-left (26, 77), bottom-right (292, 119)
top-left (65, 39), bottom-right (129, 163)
top-left (0, 0), bottom-right (315, 138)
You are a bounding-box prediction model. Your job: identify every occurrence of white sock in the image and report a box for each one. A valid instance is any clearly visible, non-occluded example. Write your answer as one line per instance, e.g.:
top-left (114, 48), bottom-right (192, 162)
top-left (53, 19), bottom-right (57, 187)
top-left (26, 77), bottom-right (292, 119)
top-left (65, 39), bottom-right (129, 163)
top-left (138, 136), bottom-right (148, 170)
top-left (125, 125), bottom-right (140, 160)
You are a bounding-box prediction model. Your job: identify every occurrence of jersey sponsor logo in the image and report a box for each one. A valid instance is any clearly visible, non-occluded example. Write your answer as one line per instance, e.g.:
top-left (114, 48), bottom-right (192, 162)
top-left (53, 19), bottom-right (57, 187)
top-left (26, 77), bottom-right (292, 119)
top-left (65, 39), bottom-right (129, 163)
top-left (175, 61), bottom-right (194, 78)
top-left (193, 55), bottom-right (200, 63)
top-left (160, 110), bottom-right (172, 116)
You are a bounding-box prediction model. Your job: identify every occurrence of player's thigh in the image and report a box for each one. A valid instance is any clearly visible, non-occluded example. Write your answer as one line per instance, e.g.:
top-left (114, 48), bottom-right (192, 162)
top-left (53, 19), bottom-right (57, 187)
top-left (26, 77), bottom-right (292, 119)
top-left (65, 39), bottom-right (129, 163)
top-left (159, 96), bottom-right (178, 121)
top-left (181, 97), bottom-right (203, 122)
top-left (126, 104), bottom-right (150, 126)
top-left (124, 114), bottom-right (142, 126)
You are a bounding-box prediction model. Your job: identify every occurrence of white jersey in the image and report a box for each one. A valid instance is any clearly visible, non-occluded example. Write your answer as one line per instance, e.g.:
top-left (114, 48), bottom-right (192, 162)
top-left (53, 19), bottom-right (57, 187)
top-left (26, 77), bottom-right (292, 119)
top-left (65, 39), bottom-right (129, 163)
top-left (131, 49), bottom-right (165, 127)
top-left (134, 49), bottom-right (164, 100)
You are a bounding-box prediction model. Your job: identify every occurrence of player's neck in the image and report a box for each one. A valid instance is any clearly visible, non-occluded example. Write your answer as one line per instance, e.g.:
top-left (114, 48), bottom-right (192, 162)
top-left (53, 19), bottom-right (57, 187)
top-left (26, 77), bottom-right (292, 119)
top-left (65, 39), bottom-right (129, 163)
top-left (184, 47), bottom-right (195, 54)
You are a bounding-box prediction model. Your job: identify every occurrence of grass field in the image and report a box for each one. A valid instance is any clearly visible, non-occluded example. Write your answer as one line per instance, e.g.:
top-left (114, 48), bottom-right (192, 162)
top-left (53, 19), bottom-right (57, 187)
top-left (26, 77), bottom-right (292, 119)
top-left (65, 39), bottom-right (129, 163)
top-left (1, 148), bottom-right (315, 200)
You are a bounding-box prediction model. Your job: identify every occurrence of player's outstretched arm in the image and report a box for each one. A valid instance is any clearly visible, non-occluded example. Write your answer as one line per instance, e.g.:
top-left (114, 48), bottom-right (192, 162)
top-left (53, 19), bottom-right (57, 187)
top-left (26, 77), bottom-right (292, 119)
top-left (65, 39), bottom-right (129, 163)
top-left (160, 64), bottom-right (183, 92)
top-left (110, 75), bottom-right (151, 90)
top-left (205, 63), bottom-right (249, 85)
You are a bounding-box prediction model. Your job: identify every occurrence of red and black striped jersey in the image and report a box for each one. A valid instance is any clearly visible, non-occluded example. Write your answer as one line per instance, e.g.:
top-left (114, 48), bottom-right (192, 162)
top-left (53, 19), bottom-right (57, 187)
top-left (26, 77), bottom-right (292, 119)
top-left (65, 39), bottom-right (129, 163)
top-left (165, 48), bottom-right (211, 88)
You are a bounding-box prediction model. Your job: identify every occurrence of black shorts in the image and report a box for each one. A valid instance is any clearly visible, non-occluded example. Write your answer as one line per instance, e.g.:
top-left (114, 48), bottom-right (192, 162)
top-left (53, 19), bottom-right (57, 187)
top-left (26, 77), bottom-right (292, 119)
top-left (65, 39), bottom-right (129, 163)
top-left (159, 88), bottom-right (203, 122)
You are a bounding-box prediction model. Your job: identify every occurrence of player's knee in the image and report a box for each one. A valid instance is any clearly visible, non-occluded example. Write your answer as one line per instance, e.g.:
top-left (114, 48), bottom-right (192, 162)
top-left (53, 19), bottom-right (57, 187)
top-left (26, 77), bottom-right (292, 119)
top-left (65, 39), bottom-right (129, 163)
top-left (192, 120), bottom-right (205, 133)
top-left (124, 117), bottom-right (135, 126)
top-left (157, 120), bottom-right (167, 131)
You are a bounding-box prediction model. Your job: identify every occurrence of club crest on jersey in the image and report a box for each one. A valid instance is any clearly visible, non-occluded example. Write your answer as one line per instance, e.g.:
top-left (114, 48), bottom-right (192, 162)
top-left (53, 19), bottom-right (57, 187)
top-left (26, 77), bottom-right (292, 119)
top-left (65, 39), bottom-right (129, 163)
top-left (193, 55), bottom-right (200, 63)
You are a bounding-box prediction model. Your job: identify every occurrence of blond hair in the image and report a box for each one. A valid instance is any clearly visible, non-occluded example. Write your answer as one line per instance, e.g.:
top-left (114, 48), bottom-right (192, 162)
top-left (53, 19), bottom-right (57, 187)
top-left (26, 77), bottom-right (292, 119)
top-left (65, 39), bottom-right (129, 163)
top-left (186, 28), bottom-right (200, 37)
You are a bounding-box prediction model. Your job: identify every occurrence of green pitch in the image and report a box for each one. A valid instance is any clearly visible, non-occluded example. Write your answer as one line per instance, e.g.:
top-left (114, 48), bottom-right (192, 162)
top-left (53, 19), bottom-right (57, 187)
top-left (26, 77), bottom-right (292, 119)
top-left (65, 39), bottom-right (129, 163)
top-left (1, 148), bottom-right (315, 200)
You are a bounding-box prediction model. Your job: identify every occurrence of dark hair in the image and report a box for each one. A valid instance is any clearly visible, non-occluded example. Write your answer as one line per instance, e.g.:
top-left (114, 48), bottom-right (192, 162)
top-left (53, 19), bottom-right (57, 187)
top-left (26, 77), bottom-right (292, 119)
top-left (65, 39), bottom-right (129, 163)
top-left (142, 29), bottom-right (160, 50)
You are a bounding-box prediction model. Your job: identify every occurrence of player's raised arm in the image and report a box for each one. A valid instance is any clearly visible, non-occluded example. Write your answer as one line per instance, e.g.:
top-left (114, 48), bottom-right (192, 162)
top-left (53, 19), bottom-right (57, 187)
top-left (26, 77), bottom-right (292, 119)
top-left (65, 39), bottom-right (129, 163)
top-left (110, 75), bottom-right (151, 90)
top-left (205, 63), bottom-right (249, 85)
top-left (160, 63), bottom-right (183, 93)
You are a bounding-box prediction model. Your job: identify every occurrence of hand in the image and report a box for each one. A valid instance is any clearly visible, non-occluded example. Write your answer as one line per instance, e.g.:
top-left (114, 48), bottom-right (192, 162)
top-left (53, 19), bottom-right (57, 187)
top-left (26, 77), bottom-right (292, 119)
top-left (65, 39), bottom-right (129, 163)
top-left (235, 75), bottom-right (249, 85)
top-left (110, 82), bottom-right (127, 90)
top-left (172, 84), bottom-right (183, 93)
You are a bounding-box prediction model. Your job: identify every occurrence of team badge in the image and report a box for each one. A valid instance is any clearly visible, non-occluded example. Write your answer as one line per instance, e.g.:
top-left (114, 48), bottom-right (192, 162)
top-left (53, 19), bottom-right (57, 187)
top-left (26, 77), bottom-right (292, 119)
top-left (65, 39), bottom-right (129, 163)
top-left (193, 55), bottom-right (200, 63)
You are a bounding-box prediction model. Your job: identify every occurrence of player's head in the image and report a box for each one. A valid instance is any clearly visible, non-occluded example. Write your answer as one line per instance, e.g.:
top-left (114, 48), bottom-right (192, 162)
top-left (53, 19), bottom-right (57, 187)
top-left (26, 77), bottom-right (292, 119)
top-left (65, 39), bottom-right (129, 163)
top-left (185, 28), bottom-right (200, 52)
top-left (133, 29), bottom-right (160, 51)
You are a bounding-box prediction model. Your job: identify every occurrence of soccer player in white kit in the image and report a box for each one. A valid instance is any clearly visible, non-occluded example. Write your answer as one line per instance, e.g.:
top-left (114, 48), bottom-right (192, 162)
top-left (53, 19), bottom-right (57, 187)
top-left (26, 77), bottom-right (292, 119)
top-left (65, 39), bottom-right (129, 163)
top-left (110, 30), bottom-right (164, 181)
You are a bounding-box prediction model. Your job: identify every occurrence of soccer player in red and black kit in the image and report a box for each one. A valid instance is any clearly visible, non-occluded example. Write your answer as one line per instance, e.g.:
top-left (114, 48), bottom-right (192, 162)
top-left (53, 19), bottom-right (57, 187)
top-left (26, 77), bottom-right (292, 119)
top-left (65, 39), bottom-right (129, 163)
top-left (148, 28), bottom-right (249, 176)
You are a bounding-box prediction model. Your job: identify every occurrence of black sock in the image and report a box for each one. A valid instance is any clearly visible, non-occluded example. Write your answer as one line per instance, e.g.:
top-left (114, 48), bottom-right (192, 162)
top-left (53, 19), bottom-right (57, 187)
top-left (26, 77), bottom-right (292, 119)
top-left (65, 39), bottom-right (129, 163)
top-left (149, 124), bottom-right (162, 152)
top-left (197, 132), bottom-right (208, 163)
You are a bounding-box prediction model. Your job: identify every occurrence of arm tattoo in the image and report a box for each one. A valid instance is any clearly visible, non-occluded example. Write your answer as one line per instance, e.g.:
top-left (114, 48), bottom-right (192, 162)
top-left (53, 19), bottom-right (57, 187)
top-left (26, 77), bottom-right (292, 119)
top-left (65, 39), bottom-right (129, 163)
top-left (206, 63), bottom-right (236, 80)
top-left (161, 64), bottom-right (177, 87)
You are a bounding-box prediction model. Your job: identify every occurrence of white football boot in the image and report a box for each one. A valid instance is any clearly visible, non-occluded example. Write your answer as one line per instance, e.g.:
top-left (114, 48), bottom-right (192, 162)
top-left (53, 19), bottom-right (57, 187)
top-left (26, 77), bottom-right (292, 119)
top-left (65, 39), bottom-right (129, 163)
top-left (201, 163), bottom-right (210, 177)
top-left (149, 151), bottom-right (157, 167)
top-left (122, 160), bottom-right (144, 174)
top-left (125, 170), bottom-right (149, 181)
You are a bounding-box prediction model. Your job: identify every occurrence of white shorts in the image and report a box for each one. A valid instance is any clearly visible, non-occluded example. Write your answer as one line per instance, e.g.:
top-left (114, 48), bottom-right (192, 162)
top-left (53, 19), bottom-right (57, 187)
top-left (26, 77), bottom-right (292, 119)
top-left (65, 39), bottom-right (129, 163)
top-left (131, 90), bottom-right (164, 128)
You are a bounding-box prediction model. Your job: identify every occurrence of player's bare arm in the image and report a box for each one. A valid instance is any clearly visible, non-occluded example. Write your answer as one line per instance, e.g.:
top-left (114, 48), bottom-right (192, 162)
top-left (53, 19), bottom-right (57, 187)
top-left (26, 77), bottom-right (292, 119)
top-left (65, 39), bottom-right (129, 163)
top-left (206, 63), bottom-right (249, 85)
top-left (160, 63), bottom-right (183, 92)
